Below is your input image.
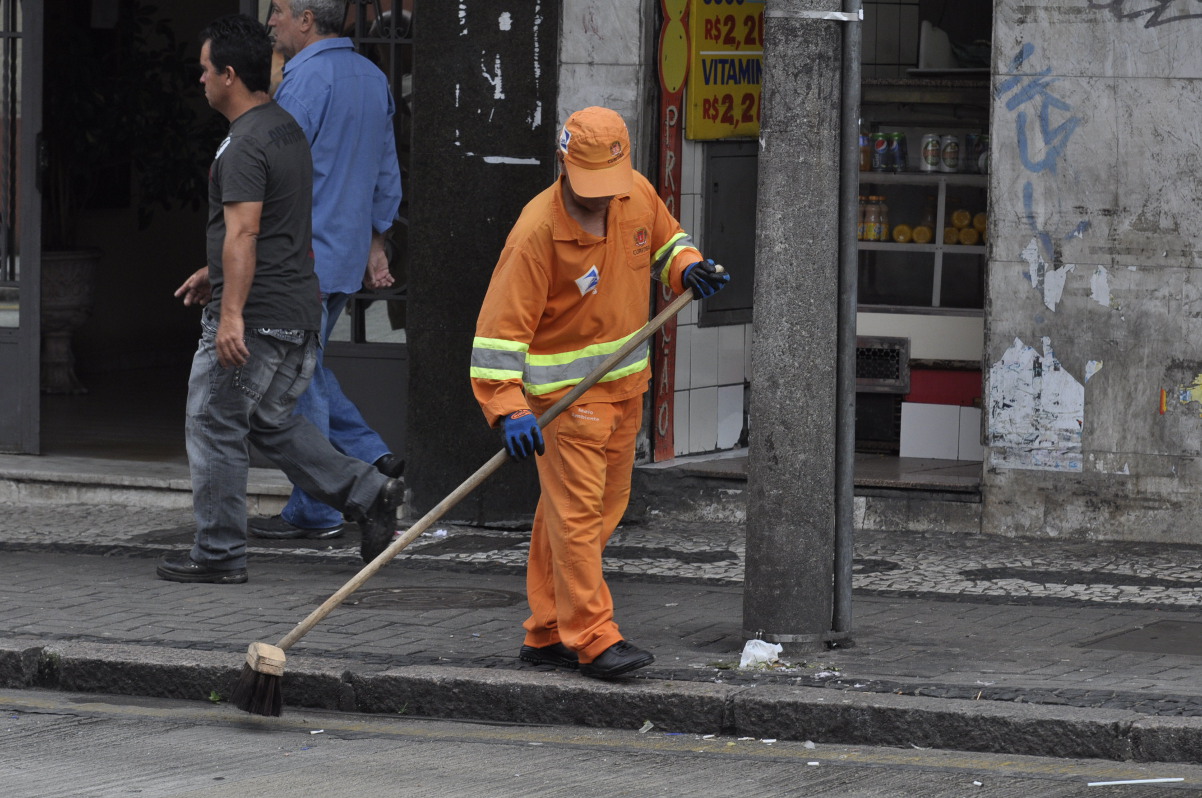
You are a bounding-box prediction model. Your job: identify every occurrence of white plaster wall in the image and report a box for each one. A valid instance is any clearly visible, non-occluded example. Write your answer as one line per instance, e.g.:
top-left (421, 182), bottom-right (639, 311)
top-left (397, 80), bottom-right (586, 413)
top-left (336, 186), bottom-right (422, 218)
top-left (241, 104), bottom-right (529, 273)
top-left (856, 312), bottom-right (983, 361)
top-left (558, 1), bottom-right (655, 172)
top-left (985, 1), bottom-right (1202, 541)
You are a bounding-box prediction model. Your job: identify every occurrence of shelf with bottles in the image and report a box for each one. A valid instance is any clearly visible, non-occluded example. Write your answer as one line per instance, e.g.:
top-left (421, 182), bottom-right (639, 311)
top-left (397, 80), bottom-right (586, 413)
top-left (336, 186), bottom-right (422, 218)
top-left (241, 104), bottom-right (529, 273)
top-left (859, 177), bottom-right (987, 252)
top-left (857, 172), bottom-right (988, 313)
top-left (860, 172), bottom-right (987, 188)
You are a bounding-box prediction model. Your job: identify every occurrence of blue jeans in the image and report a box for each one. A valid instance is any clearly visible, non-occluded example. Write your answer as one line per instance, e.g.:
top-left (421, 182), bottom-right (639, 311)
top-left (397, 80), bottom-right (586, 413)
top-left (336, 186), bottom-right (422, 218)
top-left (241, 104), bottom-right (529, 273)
top-left (185, 310), bottom-right (388, 569)
top-left (280, 292), bottom-right (392, 529)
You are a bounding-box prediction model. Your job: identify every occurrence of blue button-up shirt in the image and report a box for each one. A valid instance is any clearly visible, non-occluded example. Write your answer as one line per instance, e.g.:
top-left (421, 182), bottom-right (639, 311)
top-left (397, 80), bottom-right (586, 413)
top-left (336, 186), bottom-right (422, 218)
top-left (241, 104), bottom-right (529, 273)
top-left (275, 37), bottom-right (403, 295)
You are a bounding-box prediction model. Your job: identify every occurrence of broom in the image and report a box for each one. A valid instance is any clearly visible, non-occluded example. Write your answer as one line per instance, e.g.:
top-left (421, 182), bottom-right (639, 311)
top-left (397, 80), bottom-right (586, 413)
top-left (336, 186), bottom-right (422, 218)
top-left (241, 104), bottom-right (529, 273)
top-left (232, 286), bottom-right (703, 715)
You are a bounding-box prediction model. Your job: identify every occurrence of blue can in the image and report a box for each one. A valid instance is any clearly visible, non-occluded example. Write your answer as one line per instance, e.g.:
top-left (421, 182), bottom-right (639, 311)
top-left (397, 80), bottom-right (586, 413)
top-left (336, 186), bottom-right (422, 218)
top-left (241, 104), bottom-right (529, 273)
top-left (888, 132), bottom-right (908, 172)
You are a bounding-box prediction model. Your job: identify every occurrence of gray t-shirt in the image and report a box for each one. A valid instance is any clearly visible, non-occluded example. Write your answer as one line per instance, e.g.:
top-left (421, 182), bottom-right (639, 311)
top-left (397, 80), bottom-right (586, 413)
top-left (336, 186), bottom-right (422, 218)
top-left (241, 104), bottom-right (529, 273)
top-left (205, 102), bottom-right (321, 331)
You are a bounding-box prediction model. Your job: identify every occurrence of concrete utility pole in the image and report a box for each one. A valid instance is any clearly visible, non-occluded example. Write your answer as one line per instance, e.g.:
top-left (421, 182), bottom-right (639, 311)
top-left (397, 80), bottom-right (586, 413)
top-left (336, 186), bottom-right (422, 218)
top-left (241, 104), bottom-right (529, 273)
top-left (743, 0), bottom-right (847, 651)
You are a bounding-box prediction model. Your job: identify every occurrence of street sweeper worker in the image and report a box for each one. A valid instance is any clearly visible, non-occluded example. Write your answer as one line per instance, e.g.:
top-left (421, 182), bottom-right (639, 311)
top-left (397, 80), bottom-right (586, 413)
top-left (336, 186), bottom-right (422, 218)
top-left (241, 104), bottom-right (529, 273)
top-left (469, 106), bottom-right (730, 679)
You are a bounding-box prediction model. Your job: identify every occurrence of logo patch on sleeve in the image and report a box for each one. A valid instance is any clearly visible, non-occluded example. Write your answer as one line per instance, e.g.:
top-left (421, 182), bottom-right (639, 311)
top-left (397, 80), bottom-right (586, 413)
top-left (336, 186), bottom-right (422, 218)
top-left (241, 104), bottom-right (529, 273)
top-left (575, 265), bottom-right (600, 296)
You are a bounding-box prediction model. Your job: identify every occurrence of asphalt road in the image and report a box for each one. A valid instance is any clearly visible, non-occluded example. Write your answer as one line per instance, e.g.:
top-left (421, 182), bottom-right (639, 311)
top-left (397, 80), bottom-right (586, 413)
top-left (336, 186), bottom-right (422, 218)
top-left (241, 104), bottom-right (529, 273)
top-left (2, 689), bottom-right (1201, 797)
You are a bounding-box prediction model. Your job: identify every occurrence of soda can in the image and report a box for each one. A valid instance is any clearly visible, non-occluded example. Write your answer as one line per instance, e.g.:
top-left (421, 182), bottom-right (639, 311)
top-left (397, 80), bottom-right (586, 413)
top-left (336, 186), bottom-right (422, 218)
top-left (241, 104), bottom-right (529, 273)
top-left (939, 134), bottom-right (960, 173)
top-left (871, 133), bottom-right (888, 171)
top-left (964, 133), bottom-right (981, 173)
top-left (889, 132), bottom-right (908, 172)
top-left (976, 133), bottom-right (990, 174)
top-left (919, 133), bottom-right (940, 172)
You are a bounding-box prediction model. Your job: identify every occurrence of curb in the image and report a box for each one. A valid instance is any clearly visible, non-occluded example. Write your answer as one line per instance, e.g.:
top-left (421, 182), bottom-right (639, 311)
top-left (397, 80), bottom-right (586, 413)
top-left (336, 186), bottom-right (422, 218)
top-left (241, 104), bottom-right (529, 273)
top-left (3, 639), bottom-right (1202, 765)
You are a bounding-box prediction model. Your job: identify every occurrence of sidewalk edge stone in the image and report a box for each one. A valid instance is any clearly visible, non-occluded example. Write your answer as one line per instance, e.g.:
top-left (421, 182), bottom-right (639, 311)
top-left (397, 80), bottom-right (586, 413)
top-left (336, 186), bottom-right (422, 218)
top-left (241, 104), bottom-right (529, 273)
top-left (735, 685), bottom-right (1146, 761)
top-left (9, 643), bottom-right (1202, 766)
top-left (0, 641), bottom-right (46, 688)
top-left (352, 665), bottom-right (737, 733)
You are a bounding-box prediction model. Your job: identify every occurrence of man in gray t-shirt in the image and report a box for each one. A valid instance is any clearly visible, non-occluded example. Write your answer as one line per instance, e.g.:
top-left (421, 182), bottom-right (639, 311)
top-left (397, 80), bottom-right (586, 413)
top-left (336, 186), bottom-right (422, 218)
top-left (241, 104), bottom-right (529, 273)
top-left (157, 15), bottom-right (402, 584)
top-left (204, 99), bottom-right (320, 333)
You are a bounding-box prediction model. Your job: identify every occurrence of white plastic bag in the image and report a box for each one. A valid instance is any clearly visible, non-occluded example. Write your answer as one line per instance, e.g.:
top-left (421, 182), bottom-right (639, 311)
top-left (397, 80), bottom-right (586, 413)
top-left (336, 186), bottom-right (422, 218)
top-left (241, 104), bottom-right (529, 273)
top-left (739, 639), bottom-right (783, 668)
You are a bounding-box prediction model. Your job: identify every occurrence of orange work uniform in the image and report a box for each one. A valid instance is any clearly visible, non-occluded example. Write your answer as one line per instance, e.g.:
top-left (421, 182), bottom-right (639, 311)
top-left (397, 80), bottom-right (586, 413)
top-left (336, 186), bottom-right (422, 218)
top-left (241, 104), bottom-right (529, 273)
top-left (470, 171), bottom-right (701, 663)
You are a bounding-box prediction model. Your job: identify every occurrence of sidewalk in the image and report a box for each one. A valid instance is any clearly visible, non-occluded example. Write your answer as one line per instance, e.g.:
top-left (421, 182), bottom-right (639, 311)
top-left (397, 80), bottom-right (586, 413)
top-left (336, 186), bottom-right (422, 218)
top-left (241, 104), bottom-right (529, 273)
top-left (3, 487), bottom-right (1202, 765)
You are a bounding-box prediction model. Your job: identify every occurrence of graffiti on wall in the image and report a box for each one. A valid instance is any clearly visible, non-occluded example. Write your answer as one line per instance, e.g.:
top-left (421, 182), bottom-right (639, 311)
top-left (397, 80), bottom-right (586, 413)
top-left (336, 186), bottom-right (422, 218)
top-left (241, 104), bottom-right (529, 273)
top-left (997, 43), bottom-right (1088, 265)
top-left (1088, 0), bottom-right (1202, 28)
top-left (992, 44), bottom-right (1094, 471)
top-left (989, 337), bottom-right (1085, 472)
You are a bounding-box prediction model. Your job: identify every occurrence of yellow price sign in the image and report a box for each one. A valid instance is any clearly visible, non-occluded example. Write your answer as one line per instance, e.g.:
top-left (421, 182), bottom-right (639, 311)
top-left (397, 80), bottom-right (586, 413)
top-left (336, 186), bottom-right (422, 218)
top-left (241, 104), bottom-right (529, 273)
top-left (686, 0), bottom-right (763, 140)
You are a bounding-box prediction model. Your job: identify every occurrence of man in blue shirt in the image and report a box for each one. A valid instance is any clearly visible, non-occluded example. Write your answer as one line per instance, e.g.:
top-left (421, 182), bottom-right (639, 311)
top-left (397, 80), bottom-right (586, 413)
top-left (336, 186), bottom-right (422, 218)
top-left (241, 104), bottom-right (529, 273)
top-left (250, 0), bottom-right (405, 549)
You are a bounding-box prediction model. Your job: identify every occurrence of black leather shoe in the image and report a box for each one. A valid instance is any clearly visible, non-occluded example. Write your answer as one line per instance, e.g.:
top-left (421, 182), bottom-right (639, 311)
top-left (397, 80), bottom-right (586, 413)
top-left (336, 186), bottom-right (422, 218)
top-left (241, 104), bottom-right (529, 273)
top-left (360, 477), bottom-right (404, 563)
top-left (519, 642), bottom-right (579, 669)
top-left (248, 514), bottom-right (343, 540)
top-left (374, 453), bottom-right (406, 479)
top-left (580, 640), bottom-right (654, 679)
top-left (156, 553), bottom-right (247, 584)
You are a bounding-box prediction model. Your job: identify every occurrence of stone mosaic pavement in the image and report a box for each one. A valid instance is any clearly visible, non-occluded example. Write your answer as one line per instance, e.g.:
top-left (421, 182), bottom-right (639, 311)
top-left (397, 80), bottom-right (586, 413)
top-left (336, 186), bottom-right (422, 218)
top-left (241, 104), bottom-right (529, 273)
top-left (5, 502), bottom-right (1202, 611)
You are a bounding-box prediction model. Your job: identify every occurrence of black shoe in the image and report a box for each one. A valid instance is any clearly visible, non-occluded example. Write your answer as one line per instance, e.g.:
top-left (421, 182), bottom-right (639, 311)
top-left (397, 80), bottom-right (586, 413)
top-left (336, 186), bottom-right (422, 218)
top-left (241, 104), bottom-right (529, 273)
top-left (519, 642), bottom-right (579, 669)
top-left (248, 514), bottom-right (343, 540)
top-left (580, 641), bottom-right (654, 679)
top-left (360, 477), bottom-right (404, 563)
top-left (374, 453), bottom-right (406, 479)
top-left (156, 553), bottom-right (247, 584)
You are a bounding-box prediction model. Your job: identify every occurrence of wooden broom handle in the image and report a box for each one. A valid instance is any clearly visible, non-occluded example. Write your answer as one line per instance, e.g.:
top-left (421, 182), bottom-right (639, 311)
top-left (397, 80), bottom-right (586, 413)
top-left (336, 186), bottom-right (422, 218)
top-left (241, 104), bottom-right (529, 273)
top-left (276, 289), bottom-right (696, 651)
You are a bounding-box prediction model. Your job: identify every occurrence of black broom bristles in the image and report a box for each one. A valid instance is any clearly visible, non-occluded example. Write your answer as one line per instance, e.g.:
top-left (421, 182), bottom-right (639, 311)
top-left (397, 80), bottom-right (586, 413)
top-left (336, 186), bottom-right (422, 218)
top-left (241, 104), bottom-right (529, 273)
top-left (231, 661), bottom-right (283, 717)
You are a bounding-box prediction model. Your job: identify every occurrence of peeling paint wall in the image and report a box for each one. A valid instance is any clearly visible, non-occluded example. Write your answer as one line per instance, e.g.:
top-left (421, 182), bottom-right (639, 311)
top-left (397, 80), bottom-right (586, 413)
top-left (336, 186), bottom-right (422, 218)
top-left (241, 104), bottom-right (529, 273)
top-left (985, 1), bottom-right (1202, 541)
top-left (406, 1), bottom-right (560, 520)
top-left (988, 337), bottom-right (1084, 472)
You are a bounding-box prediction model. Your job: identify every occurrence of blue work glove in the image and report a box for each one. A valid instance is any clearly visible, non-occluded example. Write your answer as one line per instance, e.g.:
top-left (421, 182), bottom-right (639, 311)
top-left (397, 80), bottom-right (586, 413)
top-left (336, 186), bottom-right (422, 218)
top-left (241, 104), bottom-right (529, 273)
top-left (501, 409), bottom-right (545, 462)
top-left (683, 259), bottom-right (730, 298)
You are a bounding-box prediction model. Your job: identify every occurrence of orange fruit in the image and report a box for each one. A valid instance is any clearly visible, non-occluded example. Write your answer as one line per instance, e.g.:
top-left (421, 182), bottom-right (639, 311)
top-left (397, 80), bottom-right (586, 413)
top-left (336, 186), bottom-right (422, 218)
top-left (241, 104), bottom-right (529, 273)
top-left (958, 227), bottom-right (980, 246)
top-left (951, 209), bottom-right (971, 229)
top-left (943, 226), bottom-right (958, 244)
top-left (972, 212), bottom-right (987, 232)
top-left (892, 224), bottom-right (912, 244)
top-left (912, 225), bottom-right (933, 244)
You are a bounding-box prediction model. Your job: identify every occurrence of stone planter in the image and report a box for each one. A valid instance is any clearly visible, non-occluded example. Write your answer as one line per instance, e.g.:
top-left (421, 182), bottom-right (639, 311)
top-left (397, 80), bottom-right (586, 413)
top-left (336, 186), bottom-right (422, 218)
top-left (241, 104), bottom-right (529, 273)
top-left (41, 248), bottom-right (101, 394)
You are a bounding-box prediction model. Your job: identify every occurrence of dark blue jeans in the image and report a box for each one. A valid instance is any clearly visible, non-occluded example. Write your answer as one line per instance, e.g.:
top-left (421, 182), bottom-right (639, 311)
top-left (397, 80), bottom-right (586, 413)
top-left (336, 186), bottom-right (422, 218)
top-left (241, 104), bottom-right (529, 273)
top-left (281, 292), bottom-right (391, 529)
top-left (184, 310), bottom-right (387, 569)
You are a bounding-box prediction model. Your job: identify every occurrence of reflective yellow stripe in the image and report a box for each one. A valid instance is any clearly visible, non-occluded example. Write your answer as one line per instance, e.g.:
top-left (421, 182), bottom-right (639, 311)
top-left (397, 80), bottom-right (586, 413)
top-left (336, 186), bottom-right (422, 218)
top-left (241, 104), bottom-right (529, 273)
top-left (652, 232), bottom-right (694, 286)
top-left (523, 329), bottom-right (649, 395)
top-left (473, 336), bottom-right (528, 353)
top-left (470, 366), bottom-right (523, 381)
top-left (524, 329), bottom-right (638, 367)
top-left (525, 350), bottom-right (650, 396)
top-left (471, 333), bottom-right (650, 395)
top-left (471, 336), bottom-right (528, 382)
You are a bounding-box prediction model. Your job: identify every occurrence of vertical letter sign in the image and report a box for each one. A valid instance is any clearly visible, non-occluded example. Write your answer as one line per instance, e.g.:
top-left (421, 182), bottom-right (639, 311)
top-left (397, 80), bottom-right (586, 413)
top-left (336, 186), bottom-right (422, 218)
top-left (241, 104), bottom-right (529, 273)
top-left (654, 0), bottom-right (690, 461)
top-left (686, 0), bottom-right (763, 141)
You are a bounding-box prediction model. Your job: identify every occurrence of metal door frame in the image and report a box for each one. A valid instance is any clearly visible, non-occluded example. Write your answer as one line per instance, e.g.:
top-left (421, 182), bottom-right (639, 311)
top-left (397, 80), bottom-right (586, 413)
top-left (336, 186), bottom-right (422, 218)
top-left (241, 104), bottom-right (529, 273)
top-left (0, 0), bottom-right (42, 453)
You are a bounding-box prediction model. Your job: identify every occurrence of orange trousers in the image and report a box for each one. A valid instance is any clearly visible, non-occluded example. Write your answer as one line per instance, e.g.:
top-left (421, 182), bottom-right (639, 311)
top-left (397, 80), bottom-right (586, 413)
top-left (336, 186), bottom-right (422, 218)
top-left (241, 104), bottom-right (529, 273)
top-left (522, 395), bottom-right (642, 663)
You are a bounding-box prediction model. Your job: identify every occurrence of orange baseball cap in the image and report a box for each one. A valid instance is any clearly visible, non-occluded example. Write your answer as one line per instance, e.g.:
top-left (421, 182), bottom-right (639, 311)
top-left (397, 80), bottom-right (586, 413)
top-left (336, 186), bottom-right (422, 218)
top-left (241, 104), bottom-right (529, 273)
top-left (557, 107), bottom-right (633, 198)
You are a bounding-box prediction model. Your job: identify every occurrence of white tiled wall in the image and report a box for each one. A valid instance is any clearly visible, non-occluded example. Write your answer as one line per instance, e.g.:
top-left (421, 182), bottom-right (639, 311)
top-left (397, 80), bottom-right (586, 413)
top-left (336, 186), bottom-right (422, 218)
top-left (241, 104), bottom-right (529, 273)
top-left (672, 136), bottom-right (751, 457)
